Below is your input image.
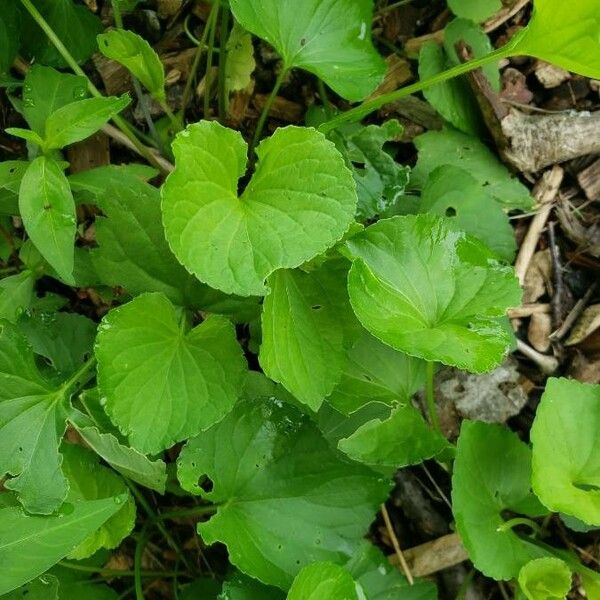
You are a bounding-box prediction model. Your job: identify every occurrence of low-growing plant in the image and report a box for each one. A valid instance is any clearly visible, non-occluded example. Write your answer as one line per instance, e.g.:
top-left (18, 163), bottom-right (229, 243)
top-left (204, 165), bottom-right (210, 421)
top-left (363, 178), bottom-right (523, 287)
top-left (0, 0), bottom-right (599, 598)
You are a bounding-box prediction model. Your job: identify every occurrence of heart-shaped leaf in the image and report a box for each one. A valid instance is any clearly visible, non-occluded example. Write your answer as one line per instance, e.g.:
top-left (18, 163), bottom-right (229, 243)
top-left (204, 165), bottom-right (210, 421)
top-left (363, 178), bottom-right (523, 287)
top-left (96, 292), bottom-right (247, 454)
top-left (345, 214), bottom-right (521, 373)
top-left (288, 562), bottom-right (362, 600)
top-left (518, 558), bottom-right (572, 600)
top-left (161, 121), bottom-right (356, 296)
top-left (530, 378), bottom-right (600, 526)
top-left (229, 0), bottom-right (386, 101)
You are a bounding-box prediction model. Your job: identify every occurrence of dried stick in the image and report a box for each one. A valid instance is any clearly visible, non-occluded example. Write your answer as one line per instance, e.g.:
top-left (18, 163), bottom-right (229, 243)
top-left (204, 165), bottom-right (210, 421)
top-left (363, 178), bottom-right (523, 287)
top-left (380, 504), bottom-right (414, 585)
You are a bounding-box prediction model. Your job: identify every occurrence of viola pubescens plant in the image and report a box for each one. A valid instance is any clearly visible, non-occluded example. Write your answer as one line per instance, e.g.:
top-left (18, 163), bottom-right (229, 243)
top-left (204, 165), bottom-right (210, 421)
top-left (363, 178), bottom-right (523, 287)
top-left (0, 0), bottom-right (599, 597)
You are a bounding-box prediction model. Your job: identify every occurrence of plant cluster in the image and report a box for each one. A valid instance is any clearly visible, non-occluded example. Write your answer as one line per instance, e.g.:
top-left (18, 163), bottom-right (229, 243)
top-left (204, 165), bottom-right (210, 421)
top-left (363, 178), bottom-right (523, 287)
top-left (0, 0), bottom-right (598, 599)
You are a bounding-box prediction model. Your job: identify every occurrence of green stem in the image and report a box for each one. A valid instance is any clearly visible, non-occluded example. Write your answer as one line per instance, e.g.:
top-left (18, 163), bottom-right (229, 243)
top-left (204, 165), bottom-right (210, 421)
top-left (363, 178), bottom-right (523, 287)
top-left (111, 0), bottom-right (124, 28)
top-left (58, 561), bottom-right (179, 579)
top-left (250, 68), bottom-right (288, 156)
top-left (496, 517), bottom-right (542, 535)
top-left (20, 0), bottom-right (168, 174)
top-left (217, 2), bottom-right (230, 121)
top-left (203, 1), bottom-right (220, 118)
top-left (159, 100), bottom-right (183, 132)
top-left (58, 357), bottom-right (96, 396)
top-left (134, 524), bottom-right (151, 600)
top-left (156, 504), bottom-right (218, 521)
top-left (317, 79), bottom-right (334, 120)
top-left (319, 46), bottom-right (510, 133)
top-left (425, 361), bottom-right (440, 433)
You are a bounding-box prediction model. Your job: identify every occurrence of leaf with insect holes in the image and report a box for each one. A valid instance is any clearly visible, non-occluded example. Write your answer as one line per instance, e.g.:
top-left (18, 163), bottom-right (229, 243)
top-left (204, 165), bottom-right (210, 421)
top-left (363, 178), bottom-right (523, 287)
top-left (177, 398), bottom-right (390, 589)
top-left (344, 214), bottom-right (522, 373)
top-left (518, 558), bottom-right (572, 600)
top-left (288, 562), bottom-right (362, 600)
top-left (19, 156), bottom-right (76, 285)
top-left (505, 0), bottom-right (600, 80)
top-left (98, 29), bottom-right (166, 102)
top-left (229, 0), bottom-right (385, 101)
top-left (161, 121), bottom-right (357, 296)
top-left (452, 421), bottom-right (550, 580)
top-left (531, 378), bottom-right (600, 526)
top-left (225, 23), bottom-right (256, 96)
top-left (95, 292), bottom-right (247, 454)
top-left (0, 271), bottom-right (35, 323)
top-left (260, 260), bottom-right (358, 411)
top-left (0, 161), bottom-right (29, 215)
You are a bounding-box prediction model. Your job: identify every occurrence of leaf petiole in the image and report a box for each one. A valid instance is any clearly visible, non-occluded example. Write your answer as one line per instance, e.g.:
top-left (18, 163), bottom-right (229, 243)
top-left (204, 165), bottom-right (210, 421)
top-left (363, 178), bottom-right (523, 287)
top-left (425, 360), bottom-right (441, 433)
top-left (58, 356), bottom-right (97, 397)
top-left (496, 517), bottom-right (542, 535)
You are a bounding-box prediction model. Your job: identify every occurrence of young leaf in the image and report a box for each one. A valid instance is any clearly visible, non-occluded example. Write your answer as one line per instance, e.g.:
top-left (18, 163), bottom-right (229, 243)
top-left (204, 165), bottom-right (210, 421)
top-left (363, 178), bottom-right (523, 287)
top-left (22, 65), bottom-right (88, 135)
top-left (43, 95), bottom-right (130, 150)
top-left (411, 128), bottom-right (532, 210)
top-left (0, 160), bottom-right (29, 215)
top-left (161, 121), bottom-right (357, 296)
top-left (259, 260), bottom-right (358, 411)
top-left (518, 558), bottom-right (572, 600)
top-left (530, 378), bottom-right (600, 526)
top-left (452, 421), bottom-right (549, 580)
top-left (61, 444), bottom-right (135, 559)
top-left (19, 156), bottom-right (76, 284)
top-left (0, 270), bottom-right (35, 323)
top-left (177, 398), bottom-right (390, 589)
top-left (96, 292), bottom-right (247, 454)
top-left (287, 562), bottom-right (361, 600)
top-left (419, 165), bottom-right (516, 261)
top-left (506, 0), bottom-right (600, 80)
top-left (338, 403), bottom-right (448, 471)
top-left (0, 495), bottom-right (125, 595)
top-left (5, 127), bottom-right (45, 147)
top-left (345, 214), bottom-right (521, 372)
top-left (229, 0), bottom-right (385, 101)
top-left (97, 29), bottom-right (166, 102)
top-left (447, 0), bottom-right (501, 24)
top-left (21, 0), bottom-right (103, 68)
top-left (225, 23), bottom-right (256, 96)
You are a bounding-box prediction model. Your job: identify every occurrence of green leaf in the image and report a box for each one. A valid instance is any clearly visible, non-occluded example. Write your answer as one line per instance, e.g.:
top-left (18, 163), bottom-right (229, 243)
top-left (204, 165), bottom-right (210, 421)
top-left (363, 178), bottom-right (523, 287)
top-left (0, 160), bottom-right (29, 215)
top-left (327, 330), bottom-right (426, 415)
top-left (44, 95), bottom-right (130, 150)
top-left (0, 2), bottom-right (21, 75)
top-left (0, 495), bottom-right (125, 595)
top-left (50, 568), bottom-right (118, 600)
top-left (22, 65), bottom-right (88, 135)
top-left (0, 322), bottom-right (70, 514)
top-left (96, 292), bottom-right (247, 454)
top-left (345, 214), bottom-right (521, 372)
top-left (448, 0), bottom-right (501, 23)
top-left (177, 398), bottom-right (390, 589)
top-left (218, 571), bottom-right (285, 600)
top-left (61, 444), bottom-right (135, 559)
top-left (97, 29), bottom-right (166, 102)
top-left (229, 0), bottom-right (385, 101)
top-left (288, 562), bottom-right (361, 600)
top-left (0, 271), bottom-right (35, 323)
top-left (3, 575), bottom-right (59, 600)
top-left (530, 378), bottom-right (600, 526)
top-left (507, 0), bottom-right (600, 80)
top-left (419, 165), bottom-right (516, 261)
top-left (71, 418), bottom-right (167, 493)
top-left (21, 0), bottom-right (103, 68)
top-left (412, 128), bottom-right (532, 210)
top-left (260, 260), bottom-right (357, 411)
top-left (225, 23), bottom-right (256, 96)
top-left (518, 558), bottom-right (572, 600)
top-left (19, 156), bottom-right (76, 284)
top-left (6, 127), bottom-right (46, 147)
top-left (162, 121), bottom-right (356, 296)
top-left (452, 421), bottom-right (549, 580)
top-left (338, 403), bottom-right (447, 471)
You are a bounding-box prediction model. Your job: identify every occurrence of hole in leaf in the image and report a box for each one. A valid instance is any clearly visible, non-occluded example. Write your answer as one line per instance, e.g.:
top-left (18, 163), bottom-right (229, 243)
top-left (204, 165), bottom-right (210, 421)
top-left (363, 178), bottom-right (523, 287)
top-left (445, 206), bottom-right (457, 217)
top-left (8, 167), bottom-right (15, 174)
top-left (198, 475), bottom-right (214, 493)
top-left (311, 305), bottom-right (322, 310)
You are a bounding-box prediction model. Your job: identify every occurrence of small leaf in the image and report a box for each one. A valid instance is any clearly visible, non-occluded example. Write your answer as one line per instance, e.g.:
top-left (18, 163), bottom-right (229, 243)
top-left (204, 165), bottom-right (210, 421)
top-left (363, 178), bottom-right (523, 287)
top-left (5, 127), bottom-right (46, 146)
top-left (506, 0), bottom-right (600, 80)
top-left (97, 29), bottom-right (166, 102)
top-left (0, 271), bottom-right (35, 323)
top-left (225, 23), bottom-right (256, 95)
top-left (229, 0), bottom-right (385, 101)
top-left (0, 160), bottom-right (29, 215)
top-left (345, 214), bottom-right (521, 372)
top-left (288, 562), bottom-right (361, 600)
top-left (452, 421), bottom-right (549, 580)
top-left (0, 495), bottom-right (124, 595)
top-left (412, 128), bottom-right (533, 210)
top-left (19, 156), bottom-right (76, 284)
top-left (61, 444), bottom-right (135, 559)
top-left (518, 558), bottom-right (572, 600)
top-left (530, 378), bottom-right (600, 526)
top-left (260, 260), bottom-right (357, 411)
top-left (96, 292), bottom-right (247, 454)
top-left (44, 95), bottom-right (130, 150)
top-left (177, 398), bottom-right (390, 589)
top-left (419, 165), bottom-right (516, 261)
top-left (448, 0), bottom-right (501, 23)
top-left (161, 121), bottom-right (356, 296)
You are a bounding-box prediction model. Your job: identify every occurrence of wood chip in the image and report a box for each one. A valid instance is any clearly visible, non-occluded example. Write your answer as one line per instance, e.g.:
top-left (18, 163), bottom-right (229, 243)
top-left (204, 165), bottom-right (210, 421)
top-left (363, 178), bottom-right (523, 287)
top-left (252, 94), bottom-right (303, 124)
top-left (534, 61), bottom-right (571, 89)
top-left (565, 305), bottom-right (600, 346)
top-left (522, 249), bottom-right (552, 303)
top-left (528, 311), bottom-right (553, 353)
top-left (66, 131), bottom-right (110, 174)
top-left (367, 55), bottom-right (412, 100)
top-left (577, 158), bottom-right (600, 201)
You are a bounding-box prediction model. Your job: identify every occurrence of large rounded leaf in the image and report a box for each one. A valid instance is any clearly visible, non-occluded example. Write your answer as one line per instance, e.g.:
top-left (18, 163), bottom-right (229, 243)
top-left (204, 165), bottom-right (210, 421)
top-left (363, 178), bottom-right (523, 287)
top-left (345, 214), bottom-right (521, 373)
top-left (96, 292), bottom-right (247, 454)
top-left (161, 121), bottom-right (356, 297)
top-left (530, 378), bottom-right (600, 526)
top-left (229, 0), bottom-right (385, 101)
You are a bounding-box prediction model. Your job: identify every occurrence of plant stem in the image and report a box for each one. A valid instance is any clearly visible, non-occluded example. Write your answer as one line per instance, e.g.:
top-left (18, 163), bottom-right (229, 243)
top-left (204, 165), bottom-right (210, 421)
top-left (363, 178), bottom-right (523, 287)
top-left (317, 79), bottom-right (334, 120)
top-left (59, 357), bottom-right (96, 396)
top-left (19, 0), bottom-right (168, 174)
top-left (319, 46), bottom-right (510, 133)
top-left (156, 504), bottom-right (218, 521)
top-left (217, 2), bottom-right (230, 121)
top-left (58, 561), bottom-right (179, 579)
top-left (496, 517), bottom-right (542, 535)
top-left (249, 67), bottom-right (288, 156)
top-left (111, 0), bottom-right (124, 28)
top-left (134, 524), bottom-right (151, 600)
top-left (425, 361), bottom-right (440, 433)
top-left (203, 1), bottom-right (220, 118)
